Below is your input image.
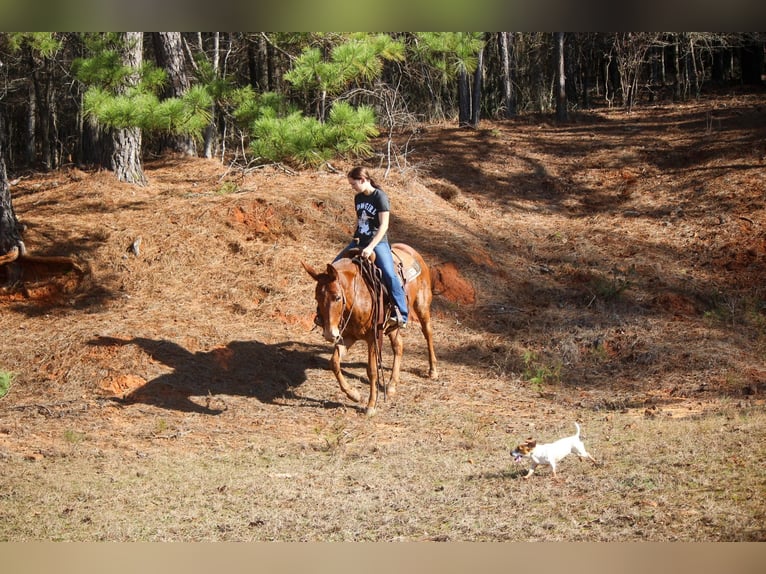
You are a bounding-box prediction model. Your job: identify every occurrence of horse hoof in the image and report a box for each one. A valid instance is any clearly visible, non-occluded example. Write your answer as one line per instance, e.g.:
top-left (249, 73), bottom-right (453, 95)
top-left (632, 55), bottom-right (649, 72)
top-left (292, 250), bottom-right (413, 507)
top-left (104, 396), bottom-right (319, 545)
top-left (429, 369), bottom-right (439, 380)
top-left (347, 389), bottom-right (361, 403)
top-left (365, 406), bottom-right (377, 417)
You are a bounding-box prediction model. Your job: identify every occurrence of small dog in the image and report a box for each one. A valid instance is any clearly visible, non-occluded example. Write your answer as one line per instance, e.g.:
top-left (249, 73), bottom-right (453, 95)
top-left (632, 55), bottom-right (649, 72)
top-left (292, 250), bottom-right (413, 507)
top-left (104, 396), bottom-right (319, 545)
top-left (511, 422), bottom-right (597, 479)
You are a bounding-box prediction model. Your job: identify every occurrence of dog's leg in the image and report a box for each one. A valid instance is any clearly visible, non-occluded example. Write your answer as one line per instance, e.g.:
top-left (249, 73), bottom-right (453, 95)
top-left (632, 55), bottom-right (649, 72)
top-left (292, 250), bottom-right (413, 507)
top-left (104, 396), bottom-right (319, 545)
top-left (575, 443), bottom-right (597, 465)
top-left (523, 463), bottom-right (537, 479)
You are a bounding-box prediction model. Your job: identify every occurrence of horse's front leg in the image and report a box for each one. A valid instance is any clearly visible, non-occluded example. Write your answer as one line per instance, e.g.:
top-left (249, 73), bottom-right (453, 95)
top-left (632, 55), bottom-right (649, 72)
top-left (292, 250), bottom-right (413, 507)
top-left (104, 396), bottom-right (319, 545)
top-left (365, 342), bottom-right (379, 416)
top-left (330, 344), bottom-right (361, 404)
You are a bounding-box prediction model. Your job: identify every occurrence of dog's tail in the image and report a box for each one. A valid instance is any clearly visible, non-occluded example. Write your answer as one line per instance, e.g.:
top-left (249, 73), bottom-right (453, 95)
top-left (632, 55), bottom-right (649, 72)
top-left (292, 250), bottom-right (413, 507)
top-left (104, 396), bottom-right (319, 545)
top-left (574, 422), bottom-right (581, 437)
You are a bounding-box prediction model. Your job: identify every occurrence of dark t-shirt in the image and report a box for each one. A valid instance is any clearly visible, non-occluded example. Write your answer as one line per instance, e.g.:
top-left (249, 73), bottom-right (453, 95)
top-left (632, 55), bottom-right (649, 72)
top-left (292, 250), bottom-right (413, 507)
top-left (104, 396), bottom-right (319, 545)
top-left (353, 188), bottom-right (390, 247)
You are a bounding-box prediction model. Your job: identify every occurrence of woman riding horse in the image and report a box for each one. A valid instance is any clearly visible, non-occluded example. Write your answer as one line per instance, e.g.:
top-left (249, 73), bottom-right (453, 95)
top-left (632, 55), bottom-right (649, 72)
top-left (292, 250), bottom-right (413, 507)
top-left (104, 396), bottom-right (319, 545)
top-left (304, 167), bottom-right (437, 415)
top-left (315, 166), bottom-right (408, 332)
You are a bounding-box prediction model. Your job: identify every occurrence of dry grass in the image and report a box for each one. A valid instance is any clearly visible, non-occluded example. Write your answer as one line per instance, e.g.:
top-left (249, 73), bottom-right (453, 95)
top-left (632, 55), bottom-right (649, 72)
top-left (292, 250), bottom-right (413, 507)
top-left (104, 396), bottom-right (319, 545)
top-left (1, 92), bottom-right (766, 541)
top-left (1, 402), bottom-right (764, 541)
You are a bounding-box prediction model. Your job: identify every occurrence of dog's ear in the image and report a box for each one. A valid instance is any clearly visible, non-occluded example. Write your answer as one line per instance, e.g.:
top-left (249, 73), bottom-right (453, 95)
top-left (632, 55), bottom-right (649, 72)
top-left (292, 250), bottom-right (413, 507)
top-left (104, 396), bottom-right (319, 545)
top-left (526, 440), bottom-right (537, 448)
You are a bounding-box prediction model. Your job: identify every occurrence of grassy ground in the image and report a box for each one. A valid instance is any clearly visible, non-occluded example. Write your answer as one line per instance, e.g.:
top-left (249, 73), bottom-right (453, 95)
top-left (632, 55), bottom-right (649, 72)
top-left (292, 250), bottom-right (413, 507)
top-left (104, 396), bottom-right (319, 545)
top-left (2, 400), bottom-right (764, 541)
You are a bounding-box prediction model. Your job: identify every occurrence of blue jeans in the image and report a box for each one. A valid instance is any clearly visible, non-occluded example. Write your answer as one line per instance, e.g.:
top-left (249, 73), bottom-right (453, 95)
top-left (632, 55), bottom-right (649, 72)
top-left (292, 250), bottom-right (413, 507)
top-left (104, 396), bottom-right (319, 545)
top-left (335, 240), bottom-right (408, 322)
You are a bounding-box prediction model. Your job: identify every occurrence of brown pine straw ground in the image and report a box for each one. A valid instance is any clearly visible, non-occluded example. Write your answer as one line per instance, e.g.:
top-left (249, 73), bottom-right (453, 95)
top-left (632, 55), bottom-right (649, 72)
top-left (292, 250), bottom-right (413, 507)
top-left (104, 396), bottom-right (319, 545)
top-left (1, 92), bottom-right (765, 541)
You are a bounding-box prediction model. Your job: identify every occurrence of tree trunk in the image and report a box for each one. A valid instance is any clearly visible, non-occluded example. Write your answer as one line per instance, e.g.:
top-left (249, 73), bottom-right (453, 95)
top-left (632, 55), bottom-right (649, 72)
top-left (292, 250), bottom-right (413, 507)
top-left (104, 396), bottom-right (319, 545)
top-left (555, 32), bottom-right (568, 122)
top-left (26, 81), bottom-right (36, 165)
top-left (712, 44), bottom-right (728, 85)
top-left (470, 40), bottom-right (484, 128)
top-left (153, 32), bottom-right (196, 156)
top-left (499, 32), bottom-right (516, 118)
top-left (253, 33), bottom-right (270, 90)
top-left (111, 32), bottom-right (147, 185)
top-left (111, 127), bottom-right (146, 185)
top-left (673, 34), bottom-right (683, 101)
top-left (0, 114), bottom-right (25, 267)
top-left (202, 32), bottom-right (220, 159)
top-left (458, 68), bottom-right (471, 126)
top-left (29, 51), bottom-right (53, 169)
top-left (0, 166), bottom-right (25, 265)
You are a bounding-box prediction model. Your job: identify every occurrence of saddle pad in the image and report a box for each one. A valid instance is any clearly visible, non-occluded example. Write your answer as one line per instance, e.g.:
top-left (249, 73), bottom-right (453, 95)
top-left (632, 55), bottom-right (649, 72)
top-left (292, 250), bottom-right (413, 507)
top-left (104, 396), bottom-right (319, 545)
top-left (392, 248), bottom-right (421, 284)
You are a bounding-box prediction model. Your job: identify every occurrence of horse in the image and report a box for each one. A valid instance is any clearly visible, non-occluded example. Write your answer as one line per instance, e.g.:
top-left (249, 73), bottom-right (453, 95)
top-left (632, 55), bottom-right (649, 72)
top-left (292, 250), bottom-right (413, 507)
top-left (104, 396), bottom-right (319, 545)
top-left (303, 243), bottom-right (438, 416)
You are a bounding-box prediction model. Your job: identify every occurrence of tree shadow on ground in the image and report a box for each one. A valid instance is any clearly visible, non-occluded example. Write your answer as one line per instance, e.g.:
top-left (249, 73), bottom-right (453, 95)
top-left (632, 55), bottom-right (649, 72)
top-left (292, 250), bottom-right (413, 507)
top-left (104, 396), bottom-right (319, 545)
top-left (89, 336), bottom-right (329, 414)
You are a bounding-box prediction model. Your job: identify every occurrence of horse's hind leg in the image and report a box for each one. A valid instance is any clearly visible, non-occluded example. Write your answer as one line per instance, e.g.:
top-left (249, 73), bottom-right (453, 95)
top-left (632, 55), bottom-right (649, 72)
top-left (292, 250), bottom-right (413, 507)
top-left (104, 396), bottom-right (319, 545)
top-left (416, 306), bottom-right (438, 380)
top-left (331, 344), bottom-right (361, 404)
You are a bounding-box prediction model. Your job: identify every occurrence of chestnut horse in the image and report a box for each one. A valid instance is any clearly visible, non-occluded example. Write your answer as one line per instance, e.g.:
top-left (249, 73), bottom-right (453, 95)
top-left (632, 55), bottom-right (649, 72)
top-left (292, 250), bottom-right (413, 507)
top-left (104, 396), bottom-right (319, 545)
top-left (303, 243), bottom-right (438, 416)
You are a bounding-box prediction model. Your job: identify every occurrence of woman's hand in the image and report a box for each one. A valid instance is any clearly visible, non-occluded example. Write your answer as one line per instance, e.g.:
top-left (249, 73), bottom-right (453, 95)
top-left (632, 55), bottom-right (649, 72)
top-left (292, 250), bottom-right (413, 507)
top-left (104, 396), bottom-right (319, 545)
top-left (361, 246), bottom-right (374, 259)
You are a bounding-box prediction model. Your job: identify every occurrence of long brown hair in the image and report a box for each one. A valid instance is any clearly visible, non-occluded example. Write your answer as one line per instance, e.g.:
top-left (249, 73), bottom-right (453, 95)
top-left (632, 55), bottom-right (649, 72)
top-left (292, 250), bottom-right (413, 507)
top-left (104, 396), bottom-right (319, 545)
top-left (347, 166), bottom-right (382, 191)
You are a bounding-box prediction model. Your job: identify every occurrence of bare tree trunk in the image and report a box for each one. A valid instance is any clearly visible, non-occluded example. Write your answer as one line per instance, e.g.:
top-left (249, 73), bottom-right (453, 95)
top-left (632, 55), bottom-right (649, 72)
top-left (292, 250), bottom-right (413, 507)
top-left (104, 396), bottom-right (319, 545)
top-left (555, 32), bottom-right (568, 122)
top-left (202, 32), bottom-right (220, 159)
top-left (30, 54), bottom-right (53, 169)
top-left (458, 68), bottom-right (471, 126)
top-left (111, 32), bottom-right (147, 185)
top-left (499, 32), bottom-right (516, 118)
top-left (688, 36), bottom-right (701, 97)
top-left (0, 117), bottom-right (25, 266)
top-left (253, 33), bottom-right (270, 90)
top-left (26, 81), bottom-right (36, 165)
top-left (153, 32), bottom-right (196, 156)
top-left (0, 177), bottom-right (25, 265)
top-left (111, 127), bottom-right (145, 184)
top-left (470, 39), bottom-right (484, 128)
top-left (673, 34), bottom-right (683, 101)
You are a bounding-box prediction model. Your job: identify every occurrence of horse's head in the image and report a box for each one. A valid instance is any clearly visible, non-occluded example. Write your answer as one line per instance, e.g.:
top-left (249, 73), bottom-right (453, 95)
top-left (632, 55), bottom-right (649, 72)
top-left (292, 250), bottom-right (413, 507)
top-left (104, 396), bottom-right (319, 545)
top-left (303, 261), bottom-right (347, 344)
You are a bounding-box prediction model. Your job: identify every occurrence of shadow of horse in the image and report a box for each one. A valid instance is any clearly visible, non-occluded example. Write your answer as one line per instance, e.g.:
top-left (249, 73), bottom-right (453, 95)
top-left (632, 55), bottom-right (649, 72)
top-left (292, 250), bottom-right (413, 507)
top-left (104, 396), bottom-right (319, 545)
top-left (89, 336), bottom-right (328, 414)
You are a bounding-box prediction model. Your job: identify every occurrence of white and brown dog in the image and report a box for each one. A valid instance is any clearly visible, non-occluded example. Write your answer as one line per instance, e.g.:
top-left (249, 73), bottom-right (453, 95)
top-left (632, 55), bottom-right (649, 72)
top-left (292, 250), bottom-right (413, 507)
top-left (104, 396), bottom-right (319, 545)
top-left (511, 422), bottom-right (597, 479)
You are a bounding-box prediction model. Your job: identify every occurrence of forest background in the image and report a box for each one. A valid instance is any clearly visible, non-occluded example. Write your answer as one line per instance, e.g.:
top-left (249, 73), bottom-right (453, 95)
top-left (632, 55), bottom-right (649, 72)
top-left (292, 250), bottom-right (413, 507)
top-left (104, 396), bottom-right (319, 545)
top-left (0, 32), bottom-right (764, 184)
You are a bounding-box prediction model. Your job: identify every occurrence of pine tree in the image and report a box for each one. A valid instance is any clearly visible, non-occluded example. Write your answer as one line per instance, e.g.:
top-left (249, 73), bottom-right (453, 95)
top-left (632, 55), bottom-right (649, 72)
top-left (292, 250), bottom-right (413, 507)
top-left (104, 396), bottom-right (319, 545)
top-left (74, 33), bottom-right (212, 184)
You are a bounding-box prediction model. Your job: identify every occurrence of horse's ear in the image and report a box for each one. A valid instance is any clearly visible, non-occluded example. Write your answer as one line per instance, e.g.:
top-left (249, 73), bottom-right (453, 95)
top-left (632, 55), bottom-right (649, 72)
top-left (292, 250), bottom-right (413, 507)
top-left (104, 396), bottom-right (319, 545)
top-left (302, 261), bottom-right (320, 281)
top-left (325, 263), bottom-right (338, 279)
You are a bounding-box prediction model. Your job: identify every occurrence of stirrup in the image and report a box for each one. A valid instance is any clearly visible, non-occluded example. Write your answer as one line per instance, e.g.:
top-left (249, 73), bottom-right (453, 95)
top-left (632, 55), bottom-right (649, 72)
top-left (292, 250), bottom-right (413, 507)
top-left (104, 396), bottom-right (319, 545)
top-left (384, 308), bottom-right (406, 333)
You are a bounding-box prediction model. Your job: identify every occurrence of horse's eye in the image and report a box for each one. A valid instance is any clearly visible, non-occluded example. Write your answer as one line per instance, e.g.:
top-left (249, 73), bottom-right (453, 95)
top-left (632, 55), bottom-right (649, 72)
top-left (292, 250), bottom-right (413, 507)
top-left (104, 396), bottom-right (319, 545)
top-left (333, 295), bottom-right (342, 302)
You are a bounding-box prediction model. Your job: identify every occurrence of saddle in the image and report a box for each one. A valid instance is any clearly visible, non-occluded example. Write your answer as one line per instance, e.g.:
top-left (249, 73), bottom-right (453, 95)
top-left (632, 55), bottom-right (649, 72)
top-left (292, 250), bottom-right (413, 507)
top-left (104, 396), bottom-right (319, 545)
top-left (343, 245), bottom-right (421, 336)
top-left (341, 245), bottom-right (421, 290)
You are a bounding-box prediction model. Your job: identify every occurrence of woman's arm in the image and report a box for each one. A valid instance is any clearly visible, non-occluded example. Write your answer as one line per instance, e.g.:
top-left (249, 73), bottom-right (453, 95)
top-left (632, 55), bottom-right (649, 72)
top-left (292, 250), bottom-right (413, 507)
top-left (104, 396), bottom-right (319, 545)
top-left (361, 210), bottom-right (390, 258)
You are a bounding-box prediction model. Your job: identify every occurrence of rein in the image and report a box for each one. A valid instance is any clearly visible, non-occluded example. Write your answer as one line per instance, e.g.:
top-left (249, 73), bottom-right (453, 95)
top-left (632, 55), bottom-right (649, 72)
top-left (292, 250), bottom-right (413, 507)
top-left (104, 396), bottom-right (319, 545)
top-left (335, 273), bottom-right (356, 341)
top-left (352, 256), bottom-right (388, 400)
